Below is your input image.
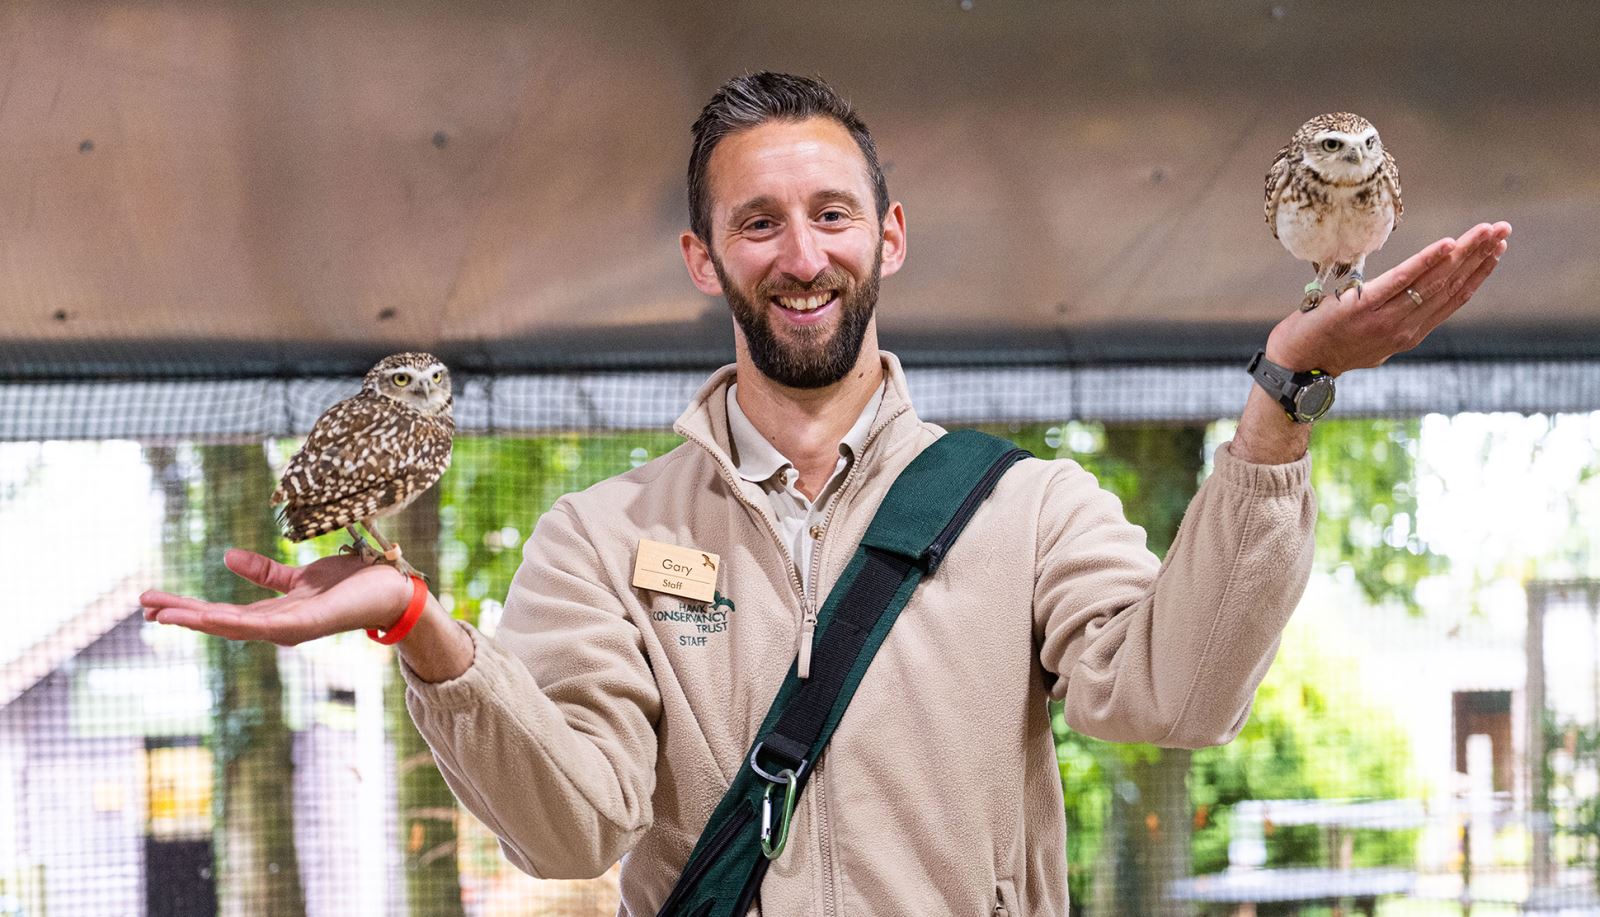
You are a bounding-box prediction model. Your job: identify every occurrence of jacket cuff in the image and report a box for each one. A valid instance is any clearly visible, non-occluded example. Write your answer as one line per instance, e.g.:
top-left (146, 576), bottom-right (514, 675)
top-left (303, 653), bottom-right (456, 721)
top-left (398, 619), bottom-right (492, 712)
top-left (1214, 440), bottom-right (1311, 495)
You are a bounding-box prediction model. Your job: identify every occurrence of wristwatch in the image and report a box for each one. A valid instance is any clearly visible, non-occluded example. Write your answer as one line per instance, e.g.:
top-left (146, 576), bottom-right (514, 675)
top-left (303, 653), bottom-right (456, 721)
top-left (1247, 350), bottom-right (1335, 424)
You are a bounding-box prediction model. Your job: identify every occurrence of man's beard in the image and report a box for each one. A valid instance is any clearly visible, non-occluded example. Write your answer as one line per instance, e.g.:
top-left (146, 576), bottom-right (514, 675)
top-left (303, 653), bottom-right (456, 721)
top-left (713, 244), bottom-right (881, 389)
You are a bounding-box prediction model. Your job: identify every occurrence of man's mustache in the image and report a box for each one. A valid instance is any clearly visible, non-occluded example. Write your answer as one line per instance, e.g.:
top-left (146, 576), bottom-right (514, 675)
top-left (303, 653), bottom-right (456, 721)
top-left (756, 270), bottom-right (852, 298)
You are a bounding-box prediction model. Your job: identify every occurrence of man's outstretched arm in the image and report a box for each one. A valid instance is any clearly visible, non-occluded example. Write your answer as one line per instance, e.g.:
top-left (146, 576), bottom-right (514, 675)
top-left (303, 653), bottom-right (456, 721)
top-left (1038, 220), bottom-right (1511, 746)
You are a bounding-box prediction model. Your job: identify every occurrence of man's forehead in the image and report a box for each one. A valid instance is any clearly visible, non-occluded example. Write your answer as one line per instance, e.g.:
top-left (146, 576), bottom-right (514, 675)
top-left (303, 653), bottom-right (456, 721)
top-left (707, 118), bottom-right (873, 216)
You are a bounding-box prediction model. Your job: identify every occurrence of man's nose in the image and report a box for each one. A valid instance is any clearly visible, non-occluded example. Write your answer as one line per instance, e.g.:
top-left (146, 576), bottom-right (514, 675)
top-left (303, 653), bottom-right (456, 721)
top-left (774, 225), bottom-right (829, 283)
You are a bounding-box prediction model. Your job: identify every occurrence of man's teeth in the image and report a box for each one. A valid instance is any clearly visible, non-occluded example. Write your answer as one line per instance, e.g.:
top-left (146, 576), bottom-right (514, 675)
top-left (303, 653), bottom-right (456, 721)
top-left (774, 292), bottom-right (834, 312)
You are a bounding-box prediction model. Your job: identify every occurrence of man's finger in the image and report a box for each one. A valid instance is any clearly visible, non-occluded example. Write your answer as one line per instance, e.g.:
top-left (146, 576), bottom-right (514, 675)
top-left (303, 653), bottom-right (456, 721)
top-left (1421, 237), bottom-right (1504, 324)
top-left (140, 590), bottom-right (217, 614)
top-left (156, 603), bottom-right (297, 643)
top-left (1362, 236), bottom-right (1458, 306)
top-left (1406, 224), bottom-right (1500, 305)
top-left (1420, 242), bottom-right (1504, 330)
top-left (225, 548), bottom-right (296, 593)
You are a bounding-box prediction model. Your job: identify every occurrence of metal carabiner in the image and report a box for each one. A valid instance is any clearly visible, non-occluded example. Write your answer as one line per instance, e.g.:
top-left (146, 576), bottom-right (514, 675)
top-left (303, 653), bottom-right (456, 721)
top-left (759, 767), bottom-right (799, 860)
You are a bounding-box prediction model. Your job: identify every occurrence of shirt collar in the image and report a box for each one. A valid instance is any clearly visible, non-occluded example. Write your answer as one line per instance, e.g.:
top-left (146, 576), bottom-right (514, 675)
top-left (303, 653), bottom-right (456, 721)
top-left (726, 381), bottom-right (886, 484)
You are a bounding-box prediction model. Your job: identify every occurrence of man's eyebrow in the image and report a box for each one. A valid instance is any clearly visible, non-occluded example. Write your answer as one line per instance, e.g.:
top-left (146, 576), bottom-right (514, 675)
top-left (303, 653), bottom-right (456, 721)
top-left (725, 190), bottom-right (868, 227)
top-left (726, 196), bottom-right (780, 228)
top-left (812, 189), bottom-right (866, 211)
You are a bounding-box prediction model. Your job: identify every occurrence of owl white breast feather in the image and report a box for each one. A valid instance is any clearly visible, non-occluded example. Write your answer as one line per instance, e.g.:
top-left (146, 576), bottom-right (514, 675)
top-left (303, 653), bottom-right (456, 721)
top-left (1265, 112), bottom-right (1403, 311)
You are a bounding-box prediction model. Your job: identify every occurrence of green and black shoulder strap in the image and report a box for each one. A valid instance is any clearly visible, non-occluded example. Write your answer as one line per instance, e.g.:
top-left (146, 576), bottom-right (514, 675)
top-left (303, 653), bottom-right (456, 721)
top-left (655, 428), bottom-right (1030, 917)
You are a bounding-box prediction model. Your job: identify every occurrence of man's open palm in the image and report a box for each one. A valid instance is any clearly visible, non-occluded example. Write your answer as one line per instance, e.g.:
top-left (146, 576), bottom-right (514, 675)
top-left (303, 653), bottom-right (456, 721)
top-left (141, 549), bottom-right (413, 646)
top-left (1267, 221), bottom-right (1512, 375)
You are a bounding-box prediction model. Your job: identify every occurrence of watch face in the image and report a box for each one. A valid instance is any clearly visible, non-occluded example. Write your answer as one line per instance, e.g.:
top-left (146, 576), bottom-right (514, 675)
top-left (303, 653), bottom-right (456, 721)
top-left (1294, 378), bottom-right (1336, 420)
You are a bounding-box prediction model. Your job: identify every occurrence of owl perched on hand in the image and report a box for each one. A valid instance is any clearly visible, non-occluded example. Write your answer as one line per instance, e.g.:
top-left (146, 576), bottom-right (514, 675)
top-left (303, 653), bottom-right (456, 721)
top-left (272, 352), bottom-right (454, 579)
top-left (1265, 112), bottom-right (1403, 311)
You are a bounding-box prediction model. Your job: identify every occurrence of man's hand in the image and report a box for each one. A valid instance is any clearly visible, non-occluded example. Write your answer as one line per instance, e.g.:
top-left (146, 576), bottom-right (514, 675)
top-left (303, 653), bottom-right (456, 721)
top-left (140, 549), bottom-right (414, 645)
top-left (1266, 221), bottom-right (1512, 375)
top-left (1230, 221), bottom-right (1511, 465)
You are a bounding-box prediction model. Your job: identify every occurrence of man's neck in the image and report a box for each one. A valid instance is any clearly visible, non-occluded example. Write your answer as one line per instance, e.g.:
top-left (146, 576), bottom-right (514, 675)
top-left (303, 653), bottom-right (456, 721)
top-left (733, 336), bottom-right (884, 501)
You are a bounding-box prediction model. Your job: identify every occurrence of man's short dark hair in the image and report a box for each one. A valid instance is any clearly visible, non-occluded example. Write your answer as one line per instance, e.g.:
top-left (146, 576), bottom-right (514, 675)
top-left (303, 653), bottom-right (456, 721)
top-left (687, 72), bottom-right (890, 244)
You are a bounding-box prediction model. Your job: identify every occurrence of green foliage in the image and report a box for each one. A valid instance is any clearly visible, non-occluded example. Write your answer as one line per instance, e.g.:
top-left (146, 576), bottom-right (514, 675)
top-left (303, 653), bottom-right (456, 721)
top-left (1308, 418), bottom-right (1443, 614)
top-left (1189, 627), bottom-right (1419, 873)
top-left (437, 432), bottom-right (683, 626)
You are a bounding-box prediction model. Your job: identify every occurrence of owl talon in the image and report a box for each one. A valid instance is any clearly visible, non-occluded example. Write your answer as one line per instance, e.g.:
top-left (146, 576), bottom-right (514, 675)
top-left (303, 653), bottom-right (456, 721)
top-left (1300, 280), bottom-right (1325, 312)
top-left (339, 534), bottom-right (382, 564)
top-left (378, 543), bottom-right (428, 581)
top-left (1335, 272), bottom-right (1365, 300)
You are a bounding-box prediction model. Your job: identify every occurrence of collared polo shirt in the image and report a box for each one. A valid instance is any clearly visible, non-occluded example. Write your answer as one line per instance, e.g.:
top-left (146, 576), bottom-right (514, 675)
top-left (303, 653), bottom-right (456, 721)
top-left (726, 381), bottom-right (885, 600)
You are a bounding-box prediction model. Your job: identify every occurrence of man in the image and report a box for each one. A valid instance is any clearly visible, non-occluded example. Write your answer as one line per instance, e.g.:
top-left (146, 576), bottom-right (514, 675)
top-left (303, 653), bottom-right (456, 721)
top-left (142, 73), bottom-right (1510, 914)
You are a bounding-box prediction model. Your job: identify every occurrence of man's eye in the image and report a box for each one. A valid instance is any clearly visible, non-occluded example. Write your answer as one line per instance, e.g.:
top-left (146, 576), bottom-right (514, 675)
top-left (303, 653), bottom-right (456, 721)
top-left (747, 218), bottom-right (775, 232)
top-left (819, 210), bottom-right (846, 223)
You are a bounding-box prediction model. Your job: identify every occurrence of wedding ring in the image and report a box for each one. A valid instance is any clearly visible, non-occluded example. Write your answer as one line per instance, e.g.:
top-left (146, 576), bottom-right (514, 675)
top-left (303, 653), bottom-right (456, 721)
top-left (1405, 287), bottom-right (1424, 307)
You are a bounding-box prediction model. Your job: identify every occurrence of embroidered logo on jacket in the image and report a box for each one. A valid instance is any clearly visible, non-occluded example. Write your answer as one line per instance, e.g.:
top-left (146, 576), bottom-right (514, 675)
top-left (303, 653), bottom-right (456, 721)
top-left (652, 590), bottom-right (735, 647)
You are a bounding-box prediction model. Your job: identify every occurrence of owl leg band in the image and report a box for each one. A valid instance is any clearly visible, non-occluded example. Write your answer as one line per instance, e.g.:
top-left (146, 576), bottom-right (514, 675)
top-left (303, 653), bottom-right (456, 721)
top-left (1300, 279), bottom-right (1325, 312)
top-left (340, 526), bottom-right (382, 563)
top-left (361, 520), bottom-right (425, 579)
top-left (1335, 271), bottom-right (1365, 300)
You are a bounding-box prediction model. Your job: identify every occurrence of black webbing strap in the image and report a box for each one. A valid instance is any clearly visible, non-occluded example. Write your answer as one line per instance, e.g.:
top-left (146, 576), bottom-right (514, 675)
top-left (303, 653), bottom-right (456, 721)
top-left (655, 430), bottom-right (1029, 916)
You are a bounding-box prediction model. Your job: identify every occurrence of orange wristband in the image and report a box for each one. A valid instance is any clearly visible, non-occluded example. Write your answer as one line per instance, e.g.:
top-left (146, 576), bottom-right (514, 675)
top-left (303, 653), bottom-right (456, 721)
top-left (368, 575), bottom-right (428, 645)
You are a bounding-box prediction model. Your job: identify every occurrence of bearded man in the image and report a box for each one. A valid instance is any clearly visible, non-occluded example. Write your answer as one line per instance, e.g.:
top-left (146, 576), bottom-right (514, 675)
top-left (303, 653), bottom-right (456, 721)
top-left (143, 72), bottom-right (1510, 914)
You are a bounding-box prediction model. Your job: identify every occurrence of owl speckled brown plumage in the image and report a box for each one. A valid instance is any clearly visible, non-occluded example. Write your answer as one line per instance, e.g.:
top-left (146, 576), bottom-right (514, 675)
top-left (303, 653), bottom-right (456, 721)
top-left (272, 352), bottom-right (454, 579)
top-left (1265, 112), bottom-right (1403, 311)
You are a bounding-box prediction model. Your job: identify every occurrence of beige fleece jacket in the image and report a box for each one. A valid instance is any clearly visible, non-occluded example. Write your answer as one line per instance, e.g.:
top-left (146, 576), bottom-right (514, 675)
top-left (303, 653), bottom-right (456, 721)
top-left (402, 352), bottom-right (1316, 916)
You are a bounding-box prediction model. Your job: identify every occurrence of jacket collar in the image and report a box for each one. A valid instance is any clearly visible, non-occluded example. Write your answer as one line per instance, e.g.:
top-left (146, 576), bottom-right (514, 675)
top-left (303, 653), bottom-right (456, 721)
top-left (673, 351), bottom-right (919, 481)
top-left (725, 381), bottom-right (883, 484)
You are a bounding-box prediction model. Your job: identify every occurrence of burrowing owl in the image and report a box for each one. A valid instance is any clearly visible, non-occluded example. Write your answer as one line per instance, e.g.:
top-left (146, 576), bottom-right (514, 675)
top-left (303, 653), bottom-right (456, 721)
top-left (272, 352), bottom-right (454, 579)
top-left (1265, 112), bottom-right (1403, 311)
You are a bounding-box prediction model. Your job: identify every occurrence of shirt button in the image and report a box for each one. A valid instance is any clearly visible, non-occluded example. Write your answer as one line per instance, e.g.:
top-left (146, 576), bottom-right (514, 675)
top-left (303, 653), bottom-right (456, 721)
top-left (809, 524), bottom-right (825, 540)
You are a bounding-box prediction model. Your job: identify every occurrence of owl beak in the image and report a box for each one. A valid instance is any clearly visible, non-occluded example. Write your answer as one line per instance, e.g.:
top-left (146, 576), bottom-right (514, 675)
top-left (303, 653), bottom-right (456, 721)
top-left (1343, 149), bottom-right (1362, 165)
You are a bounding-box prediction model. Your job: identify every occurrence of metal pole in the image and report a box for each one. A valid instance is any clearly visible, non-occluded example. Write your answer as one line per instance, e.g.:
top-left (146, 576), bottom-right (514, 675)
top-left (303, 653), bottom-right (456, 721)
top-left (1528, 582), bottom-right (1551, 888)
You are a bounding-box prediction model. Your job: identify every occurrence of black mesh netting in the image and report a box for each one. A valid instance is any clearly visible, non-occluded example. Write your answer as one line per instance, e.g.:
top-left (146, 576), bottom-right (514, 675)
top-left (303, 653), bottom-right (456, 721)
top-left (3, 359), bottom-right (1599, 916)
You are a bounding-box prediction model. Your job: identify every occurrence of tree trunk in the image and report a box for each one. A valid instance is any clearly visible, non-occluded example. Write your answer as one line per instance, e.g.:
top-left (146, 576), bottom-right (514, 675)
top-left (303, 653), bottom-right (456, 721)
top-left (386, 486), bottom-right (467, 916)
top-left (1096, 424), bottom-right (1207, 917)
top-left (199, 444), bottom-right (307, 917)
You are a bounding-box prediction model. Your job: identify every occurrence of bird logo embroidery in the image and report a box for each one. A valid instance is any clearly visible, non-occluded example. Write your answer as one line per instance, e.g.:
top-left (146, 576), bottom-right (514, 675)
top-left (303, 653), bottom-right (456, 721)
top-left (270, 351), bottom-right (455, 580)
top-left (702, 554), bottom-right (717, 572)
top-left (1265, 112), bottom-right (1403, 311)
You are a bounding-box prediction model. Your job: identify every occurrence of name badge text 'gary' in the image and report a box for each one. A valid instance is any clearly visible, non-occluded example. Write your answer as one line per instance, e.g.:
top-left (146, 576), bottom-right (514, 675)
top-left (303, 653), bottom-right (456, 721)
top-left (632, 539), bottom-right (719, 603)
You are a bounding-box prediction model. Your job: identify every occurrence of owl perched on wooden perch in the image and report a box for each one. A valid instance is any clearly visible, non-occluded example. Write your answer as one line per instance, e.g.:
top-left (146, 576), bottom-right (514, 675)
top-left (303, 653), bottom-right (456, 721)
top-left (1265, 112), bottom-right (1403, 311)
top-left (272, 352), bottom-right (454, 580)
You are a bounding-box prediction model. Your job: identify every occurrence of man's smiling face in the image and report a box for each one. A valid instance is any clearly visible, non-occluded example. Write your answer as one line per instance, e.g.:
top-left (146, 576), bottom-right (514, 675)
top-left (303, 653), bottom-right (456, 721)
top-left (686, 116), bottom-right (905, 389)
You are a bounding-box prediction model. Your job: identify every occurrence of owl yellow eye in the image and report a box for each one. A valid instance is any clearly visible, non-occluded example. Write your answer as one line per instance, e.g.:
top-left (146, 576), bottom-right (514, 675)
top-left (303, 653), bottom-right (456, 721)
top-left (432, 371), bottom-right (443, 383)
top-left (393, 373), bottom-right (411, 387)
top-left (1365, 136), bottom-right (1376, 149)
top-left (1321, 138), bottom-right (1342, 153)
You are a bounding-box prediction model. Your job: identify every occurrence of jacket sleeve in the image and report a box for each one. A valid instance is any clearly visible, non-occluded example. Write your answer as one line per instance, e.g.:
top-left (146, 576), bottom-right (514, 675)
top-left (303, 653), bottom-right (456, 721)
top-left (1034, 441), bottom-right (1315, 749)
top-left (399, 498), bottom-right (660, 878)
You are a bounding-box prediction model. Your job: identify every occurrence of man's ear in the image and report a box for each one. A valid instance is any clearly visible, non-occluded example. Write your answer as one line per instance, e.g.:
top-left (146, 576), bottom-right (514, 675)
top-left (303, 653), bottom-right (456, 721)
top-left (878, 202), bottom-right (908, 280)
top-left (681, 231), bottom-right (724, 295)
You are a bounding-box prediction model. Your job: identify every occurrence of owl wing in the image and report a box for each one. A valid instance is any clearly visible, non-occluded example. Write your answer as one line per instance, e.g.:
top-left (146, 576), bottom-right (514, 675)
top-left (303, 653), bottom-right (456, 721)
top-left (272, 395), bottom-right (454, 540)
top-left (1380, 147), bottom-right (1403, 225)
top-left (1263, 144), bottom-right (1293, 239)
